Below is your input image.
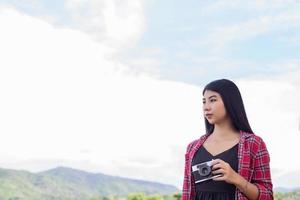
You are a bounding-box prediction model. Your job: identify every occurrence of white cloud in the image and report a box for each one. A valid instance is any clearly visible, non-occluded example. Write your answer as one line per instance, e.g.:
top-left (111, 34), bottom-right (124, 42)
top-left (64, 0), bottom-right (145, 48)
top-left (0, 0), bottom-right (146, 49)
top-left (237, 77), bottom-right (300, 188)
top-left (0, 7), bottom-right (202, 188)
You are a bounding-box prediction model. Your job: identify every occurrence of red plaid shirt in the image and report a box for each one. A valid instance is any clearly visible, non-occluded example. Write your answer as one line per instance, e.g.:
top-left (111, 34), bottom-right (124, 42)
top-left (182, 131), bottom-right (273, 200)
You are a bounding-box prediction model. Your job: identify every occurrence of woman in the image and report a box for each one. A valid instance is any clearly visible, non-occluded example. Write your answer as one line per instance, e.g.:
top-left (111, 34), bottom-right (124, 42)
top-left (182, 79), bottom-right (273, 200)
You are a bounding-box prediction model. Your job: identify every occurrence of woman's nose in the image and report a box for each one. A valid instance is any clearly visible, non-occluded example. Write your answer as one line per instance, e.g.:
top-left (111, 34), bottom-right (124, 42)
top-left (203, 103), bottom-right (210, 111)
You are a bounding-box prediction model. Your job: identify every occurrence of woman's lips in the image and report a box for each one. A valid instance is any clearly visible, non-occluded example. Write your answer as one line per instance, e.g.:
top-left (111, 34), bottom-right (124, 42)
top-left (205, 114), bottom-right (213, 118)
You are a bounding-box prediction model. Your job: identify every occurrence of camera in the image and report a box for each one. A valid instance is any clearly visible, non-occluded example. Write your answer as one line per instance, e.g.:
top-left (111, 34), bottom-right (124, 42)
top-left (192, 160), bottom-right (222, 183)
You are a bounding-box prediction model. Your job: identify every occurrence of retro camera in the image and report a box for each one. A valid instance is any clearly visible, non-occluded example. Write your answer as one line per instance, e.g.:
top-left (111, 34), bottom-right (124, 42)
top-left (192, 160), bottom-right (222, 183)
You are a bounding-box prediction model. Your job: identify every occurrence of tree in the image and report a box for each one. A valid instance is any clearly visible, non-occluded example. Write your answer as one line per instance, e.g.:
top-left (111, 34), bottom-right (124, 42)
top-left (127, 193), bottom-right (147, 200)
top-left (146, 194), bottom-right (163, 200)
top-left (173, 193), bottom-right (181, 200)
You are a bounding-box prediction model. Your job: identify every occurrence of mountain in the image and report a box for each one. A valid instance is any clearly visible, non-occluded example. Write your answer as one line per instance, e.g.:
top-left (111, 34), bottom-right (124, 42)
top-left (0, 166), bottom-right (179, 200)
top-left (273, 169), bottom-right (300, 192)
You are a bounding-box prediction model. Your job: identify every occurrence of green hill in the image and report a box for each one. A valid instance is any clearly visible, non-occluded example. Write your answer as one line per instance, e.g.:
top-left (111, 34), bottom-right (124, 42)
top-left (0, 167), bottom-right (179, 200)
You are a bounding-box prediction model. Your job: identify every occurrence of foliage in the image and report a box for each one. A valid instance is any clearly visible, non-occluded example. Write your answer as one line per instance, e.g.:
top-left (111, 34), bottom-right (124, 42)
top-left (274, 190), bottom-right (300, 200)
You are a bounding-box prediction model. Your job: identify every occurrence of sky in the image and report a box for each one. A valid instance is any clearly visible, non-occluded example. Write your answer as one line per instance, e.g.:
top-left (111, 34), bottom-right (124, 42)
top-left (0, 0), bottom-right (300, 190)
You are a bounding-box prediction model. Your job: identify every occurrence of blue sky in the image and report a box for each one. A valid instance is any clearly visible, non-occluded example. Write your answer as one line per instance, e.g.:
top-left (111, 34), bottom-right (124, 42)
top-left (0, 0), bottom-right (300, 189)
top-left (2, 0), bottom-right (299, 85)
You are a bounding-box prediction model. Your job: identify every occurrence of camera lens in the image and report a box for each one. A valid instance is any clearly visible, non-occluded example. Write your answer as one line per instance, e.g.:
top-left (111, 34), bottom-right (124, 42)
top-left (198, 165), bottom-right (211, 176)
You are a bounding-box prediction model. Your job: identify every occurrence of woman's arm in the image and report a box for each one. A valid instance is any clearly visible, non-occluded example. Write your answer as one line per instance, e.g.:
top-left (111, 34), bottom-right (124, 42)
top-left (212, 137), bottom-right (273, 200)
top-left (232, 172), bottom-right (259, 200)
top-left (249, 138), bottom-right (273, 199)
top-left (212, 159), bottom-right (259, 200)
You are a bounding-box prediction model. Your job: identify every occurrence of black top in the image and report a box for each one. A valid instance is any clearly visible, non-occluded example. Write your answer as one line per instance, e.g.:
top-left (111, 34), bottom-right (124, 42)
top-left (192, 143), bottom-right (239, 200)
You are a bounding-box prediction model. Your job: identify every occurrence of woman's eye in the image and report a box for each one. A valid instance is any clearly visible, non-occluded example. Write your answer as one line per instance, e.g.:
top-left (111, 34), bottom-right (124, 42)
top-left (210, 99), bottom-right (216, 102)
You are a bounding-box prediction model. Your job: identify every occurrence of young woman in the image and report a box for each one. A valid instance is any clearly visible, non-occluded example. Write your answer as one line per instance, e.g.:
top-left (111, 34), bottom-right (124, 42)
top-left (182, 79), bottom-right (273, 200)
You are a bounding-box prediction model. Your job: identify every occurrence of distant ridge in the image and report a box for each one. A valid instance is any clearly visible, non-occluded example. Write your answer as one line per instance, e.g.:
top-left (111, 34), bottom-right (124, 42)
top-left (0, 166), bottom-right (179, 200)
top-left (274, 186), bottom-right (300, 193)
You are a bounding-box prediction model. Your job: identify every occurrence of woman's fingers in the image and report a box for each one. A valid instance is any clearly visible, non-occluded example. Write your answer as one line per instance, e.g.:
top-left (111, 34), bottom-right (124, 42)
top-left (212, 163), bottom-right (222, 170)
top-left (212, 168), bottom-right (224, 174)
top-left (211, 159), bottom-right (223, 169)
top-left (210, 159), bottom-right (237, 183)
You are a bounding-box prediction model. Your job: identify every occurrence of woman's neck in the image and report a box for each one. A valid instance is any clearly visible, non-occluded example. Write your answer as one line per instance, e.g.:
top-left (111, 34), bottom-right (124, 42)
top-left (212, 122), bottom-right (239, 140)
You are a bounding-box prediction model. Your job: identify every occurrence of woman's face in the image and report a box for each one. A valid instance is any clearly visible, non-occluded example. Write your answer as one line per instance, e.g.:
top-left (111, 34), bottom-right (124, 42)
top-left (202, 90), bottom-right (228, 125)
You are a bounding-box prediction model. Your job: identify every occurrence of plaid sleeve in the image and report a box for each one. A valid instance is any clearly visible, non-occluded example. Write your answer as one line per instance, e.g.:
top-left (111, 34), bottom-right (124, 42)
top-left (252, 138), bottom-right (273, 200)
top-left (181, 141), bottom-right (196, 200)
top-left (182, 142), bottom-right (192, 200)
top-left (181, 153), bottom-right (190, 200)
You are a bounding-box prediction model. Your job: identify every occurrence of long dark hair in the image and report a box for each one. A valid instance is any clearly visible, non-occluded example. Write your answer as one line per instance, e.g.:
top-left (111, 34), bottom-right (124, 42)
top-left (202, 79), bottom-right (253, 134)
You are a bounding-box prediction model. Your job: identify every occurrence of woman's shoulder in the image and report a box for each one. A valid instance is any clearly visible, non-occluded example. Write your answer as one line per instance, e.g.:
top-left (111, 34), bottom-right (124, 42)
top-left (243, 131), bottom-right (263, 141)
top-left (242, 131), bottom-right (268, 151)
top-left (185, 134), bottom-right (208, 152)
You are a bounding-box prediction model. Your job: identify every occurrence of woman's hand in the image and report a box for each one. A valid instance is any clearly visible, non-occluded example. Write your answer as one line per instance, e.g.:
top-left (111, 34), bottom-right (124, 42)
top-left (211, 158), bottom-right (260, 200)
top-left (211, 158), bottom-right (238, 184)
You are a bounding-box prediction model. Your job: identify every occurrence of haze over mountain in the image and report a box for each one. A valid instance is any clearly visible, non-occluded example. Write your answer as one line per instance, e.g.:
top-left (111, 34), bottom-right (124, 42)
top-left (0, 166), bottom-right (179, 200)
